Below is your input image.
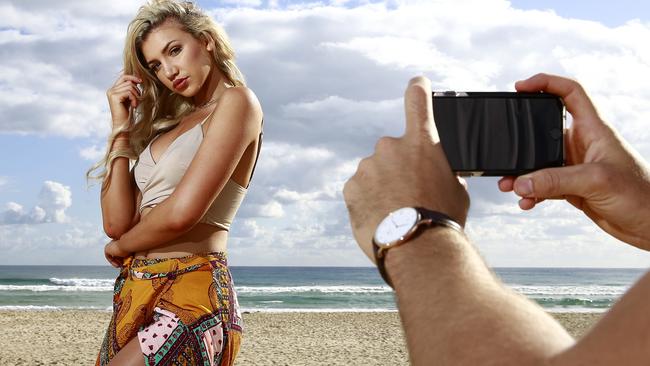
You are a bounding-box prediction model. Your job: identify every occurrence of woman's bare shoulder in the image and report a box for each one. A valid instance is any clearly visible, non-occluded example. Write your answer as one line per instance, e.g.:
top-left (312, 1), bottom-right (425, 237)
top-left (218, 86), bottom-right (262, 117)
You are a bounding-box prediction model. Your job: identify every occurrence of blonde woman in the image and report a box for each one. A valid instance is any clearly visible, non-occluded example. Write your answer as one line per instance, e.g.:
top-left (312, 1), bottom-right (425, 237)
top-left (88, 1), bottom-right (262, 365)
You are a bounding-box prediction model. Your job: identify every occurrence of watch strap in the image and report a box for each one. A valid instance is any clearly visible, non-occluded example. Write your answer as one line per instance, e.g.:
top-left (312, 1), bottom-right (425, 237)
top-left (373, 243), bottom-right (393, 288)
top-left (373, 207), bottom-right (462, 288)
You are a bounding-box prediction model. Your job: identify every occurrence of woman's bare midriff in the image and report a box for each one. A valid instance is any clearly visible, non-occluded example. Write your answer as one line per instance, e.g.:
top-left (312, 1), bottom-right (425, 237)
top-left (134, 206), bottom-right (229, 259)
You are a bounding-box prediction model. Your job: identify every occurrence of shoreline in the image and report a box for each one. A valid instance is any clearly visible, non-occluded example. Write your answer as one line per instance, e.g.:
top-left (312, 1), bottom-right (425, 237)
top-left (0, 310), bottom-right (602, 365)
top-left (0, 306), bottom-right (610, 313)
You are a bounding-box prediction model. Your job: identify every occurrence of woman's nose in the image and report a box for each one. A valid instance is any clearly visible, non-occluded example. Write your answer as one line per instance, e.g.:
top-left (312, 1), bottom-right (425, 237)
top-left (163, 63), bottom-right (178, 80)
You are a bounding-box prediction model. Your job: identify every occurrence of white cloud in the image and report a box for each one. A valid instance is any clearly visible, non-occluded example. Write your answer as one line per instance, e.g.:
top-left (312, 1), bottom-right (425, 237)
top-left (239, 142), bottom-right (343, 212)
top-left (230, 219), bottom-right (262, 238)
top-left (259, 200), bottom-right (285, 217)
top-left (222, 1), bottom-right (650, 266)
top-left (467, 205), bottom-right (650, 268)
top-left (1, 181), bottom-right (72, 224)
top-left (3, 202), bottom-right (27, 224)
top-left (0, 60), bottom-right (109, 138)
top-left (0, 2), bottom-right (134, 138)
top-left (0, 220), bottom-right (108, 260)
top-left (274, 188), bottom-right (328, 204)
top-left (221, 0), bottom-right (263, 7)
top-left (56, 223), bottom-right (107, 249)
top-left (223, 1), bottom-right (650, 141)
top-left (2, 0), bottom-right (649, 266)
top-left (38, 181), bottom-right (72, 223)
top-left (79, 144), bottom-right (106, 161)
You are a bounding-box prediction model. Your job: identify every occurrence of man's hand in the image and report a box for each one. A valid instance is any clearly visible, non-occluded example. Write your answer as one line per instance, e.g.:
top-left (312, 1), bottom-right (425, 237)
top-left (499, 73), bottom-right (650, 250)
top-left (343, 76), bottom-right (469, 262)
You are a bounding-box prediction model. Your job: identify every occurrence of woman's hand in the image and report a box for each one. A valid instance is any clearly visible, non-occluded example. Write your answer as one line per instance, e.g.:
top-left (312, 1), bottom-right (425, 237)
top-left (104, 240), bottom-right (130, 268)
top-left (106, 73), bottom-right (142, 130)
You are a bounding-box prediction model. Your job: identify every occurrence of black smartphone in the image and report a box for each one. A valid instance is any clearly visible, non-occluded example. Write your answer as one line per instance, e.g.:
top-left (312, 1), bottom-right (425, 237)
top-left (432, 91), bottom-right (565, 176)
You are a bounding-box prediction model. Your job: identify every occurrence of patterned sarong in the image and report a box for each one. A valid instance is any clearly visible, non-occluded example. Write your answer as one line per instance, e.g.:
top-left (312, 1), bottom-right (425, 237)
top-left (96, 252), bottom-right (243, 366)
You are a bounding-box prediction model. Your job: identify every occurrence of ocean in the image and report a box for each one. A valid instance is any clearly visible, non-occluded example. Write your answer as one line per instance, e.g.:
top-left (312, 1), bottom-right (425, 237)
top-left (0, 266), bottom-right (645, 313)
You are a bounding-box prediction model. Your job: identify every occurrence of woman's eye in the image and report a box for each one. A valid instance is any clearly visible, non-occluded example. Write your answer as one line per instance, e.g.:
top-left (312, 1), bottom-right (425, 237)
top-left (150, 64), bottom-right (160, 72)
top-left (170, 47), bottom-right (181, 56)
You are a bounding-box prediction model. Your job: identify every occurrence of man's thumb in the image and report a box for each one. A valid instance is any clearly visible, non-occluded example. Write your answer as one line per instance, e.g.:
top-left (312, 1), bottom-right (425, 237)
top-left (513, 165), bottom-right (591, 199)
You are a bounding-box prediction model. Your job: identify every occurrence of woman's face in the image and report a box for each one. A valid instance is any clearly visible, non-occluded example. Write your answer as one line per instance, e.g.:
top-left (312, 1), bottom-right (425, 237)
top-left (141, 19), bottom-right (213, 98)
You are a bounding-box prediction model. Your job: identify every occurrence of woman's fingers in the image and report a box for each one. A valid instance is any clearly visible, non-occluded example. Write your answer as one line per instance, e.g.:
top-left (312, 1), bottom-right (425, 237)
top-left (105, 254), bottom-right (118, 268)
top-left (112, 83), bottom-right (141, 96)
top-left (113, 74), bottom-right (142, 86)
top-left (110, 256), bottom-right (124, 268)
top-left (109, 85), bottom-right (141, 108)
top-left (118, 79), bottom-right (142, 91)
top-left (107, 75), bottom-right (142, 125)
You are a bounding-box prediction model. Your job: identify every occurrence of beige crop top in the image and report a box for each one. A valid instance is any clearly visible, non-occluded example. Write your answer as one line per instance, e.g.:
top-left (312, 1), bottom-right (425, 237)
top-left (133, 117), bottom-right (255, 231)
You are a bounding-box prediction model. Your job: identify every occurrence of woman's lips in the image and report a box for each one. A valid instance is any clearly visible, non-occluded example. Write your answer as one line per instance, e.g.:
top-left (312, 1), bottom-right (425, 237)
top-left (173, 77), bottom-right (189, 90)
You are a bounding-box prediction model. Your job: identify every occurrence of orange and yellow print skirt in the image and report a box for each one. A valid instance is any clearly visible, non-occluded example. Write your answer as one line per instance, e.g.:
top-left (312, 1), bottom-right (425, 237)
top-left (96, 252), bottom-right (243, 366)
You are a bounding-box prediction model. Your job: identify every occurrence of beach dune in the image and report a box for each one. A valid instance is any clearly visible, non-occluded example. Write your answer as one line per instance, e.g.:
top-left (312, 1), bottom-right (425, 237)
top-left (0, 311), bottom-right (600, 365)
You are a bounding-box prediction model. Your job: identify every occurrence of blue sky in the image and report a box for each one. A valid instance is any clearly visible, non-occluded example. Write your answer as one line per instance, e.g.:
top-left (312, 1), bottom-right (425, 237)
top-left (510, 0), bottom-right (650, 27)
top-left (1, 0), bottom-right (649, 266)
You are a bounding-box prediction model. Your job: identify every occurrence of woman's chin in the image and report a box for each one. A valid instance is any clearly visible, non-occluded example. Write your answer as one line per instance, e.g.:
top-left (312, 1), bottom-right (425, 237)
top-left (168, 89), bottom-right (195, 98)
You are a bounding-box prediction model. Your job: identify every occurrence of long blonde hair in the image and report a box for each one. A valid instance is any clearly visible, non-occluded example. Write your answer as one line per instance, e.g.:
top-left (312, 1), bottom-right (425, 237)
top-left (87, 0), bottom-right (245, 184)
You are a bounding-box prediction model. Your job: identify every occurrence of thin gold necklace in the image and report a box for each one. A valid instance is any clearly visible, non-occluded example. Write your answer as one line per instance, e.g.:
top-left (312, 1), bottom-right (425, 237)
top-left (196, 97), bottom-right (218, 110)
top-left (196, 83), bottom-right (232, 109)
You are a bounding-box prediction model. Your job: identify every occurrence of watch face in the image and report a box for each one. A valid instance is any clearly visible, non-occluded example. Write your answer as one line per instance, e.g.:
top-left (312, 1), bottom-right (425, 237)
top-left (374, 207), bottom-right (419, 247)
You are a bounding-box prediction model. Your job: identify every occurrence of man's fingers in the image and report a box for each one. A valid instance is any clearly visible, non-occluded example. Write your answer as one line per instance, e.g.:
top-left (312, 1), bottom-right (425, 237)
top-left (457, 176), bottom-right (468, 190)
top-left (515, 73), bottom-right (599, 122)
top-left (404, 76), bottom-right (438, 142)
top-left (518, 197), bottom-right (536, 210)
top-left (498, 176), bottom-right (515, 192)
top-left (513, 165), bottom-right (597, 201)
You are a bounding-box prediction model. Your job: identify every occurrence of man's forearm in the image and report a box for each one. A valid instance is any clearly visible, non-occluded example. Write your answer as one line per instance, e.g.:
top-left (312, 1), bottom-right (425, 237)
top-left (386, 228), bottom-right (574, 366)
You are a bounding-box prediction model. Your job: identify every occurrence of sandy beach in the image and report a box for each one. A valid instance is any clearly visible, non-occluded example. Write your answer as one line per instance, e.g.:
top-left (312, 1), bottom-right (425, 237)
top-left (0, 311), bottom-right (601, 365)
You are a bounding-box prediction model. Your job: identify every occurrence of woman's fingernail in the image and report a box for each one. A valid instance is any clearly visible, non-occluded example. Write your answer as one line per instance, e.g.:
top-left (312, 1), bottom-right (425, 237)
top-left (515, 178), bottom-right (533, 196)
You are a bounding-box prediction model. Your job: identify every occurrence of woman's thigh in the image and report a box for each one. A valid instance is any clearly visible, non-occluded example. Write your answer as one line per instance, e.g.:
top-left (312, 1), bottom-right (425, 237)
top-left (107, 337), bottom-right (145, 366)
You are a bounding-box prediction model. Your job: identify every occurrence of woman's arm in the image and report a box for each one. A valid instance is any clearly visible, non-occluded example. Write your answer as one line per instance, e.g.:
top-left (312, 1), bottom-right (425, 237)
top-left (100, 135), bottom-right (137, 239)
top-left (115, 87), bottom-right (262, 253)
top-left (101, 73), bottom-right (142, 239)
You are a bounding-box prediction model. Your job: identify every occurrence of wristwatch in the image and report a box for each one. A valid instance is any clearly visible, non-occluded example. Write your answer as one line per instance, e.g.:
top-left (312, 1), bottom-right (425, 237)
top-left (372, 207), bottom-right (463, 288)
